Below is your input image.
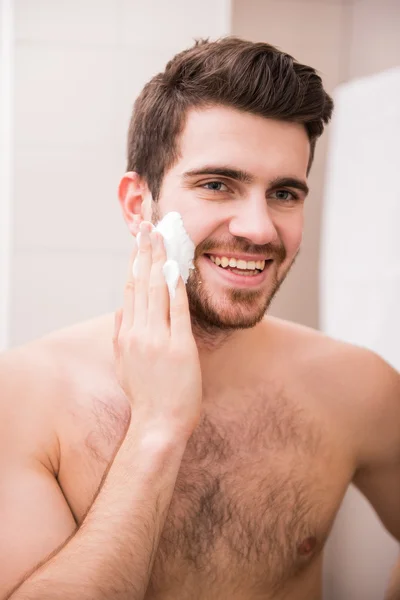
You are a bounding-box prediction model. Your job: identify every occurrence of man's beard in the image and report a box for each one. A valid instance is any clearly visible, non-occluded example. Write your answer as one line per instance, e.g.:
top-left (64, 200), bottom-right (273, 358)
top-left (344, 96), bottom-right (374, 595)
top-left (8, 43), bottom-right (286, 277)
top-left (151, 204), bottom-right (295, 336)
top-left (186, 245), bottom-right (295, 335)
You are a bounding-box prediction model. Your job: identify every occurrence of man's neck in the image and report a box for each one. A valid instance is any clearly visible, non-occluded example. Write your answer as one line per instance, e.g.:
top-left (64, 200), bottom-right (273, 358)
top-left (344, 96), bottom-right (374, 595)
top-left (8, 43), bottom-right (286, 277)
top-left (191, 317), bottom-right (243, 354)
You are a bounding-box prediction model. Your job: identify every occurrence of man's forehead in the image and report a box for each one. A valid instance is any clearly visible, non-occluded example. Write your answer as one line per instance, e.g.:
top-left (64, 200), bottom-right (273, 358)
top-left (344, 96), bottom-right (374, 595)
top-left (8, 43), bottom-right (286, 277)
top-left (180, 105), bottom-right (308, 138)
top-left (174, 106), bottom-right (310, 179)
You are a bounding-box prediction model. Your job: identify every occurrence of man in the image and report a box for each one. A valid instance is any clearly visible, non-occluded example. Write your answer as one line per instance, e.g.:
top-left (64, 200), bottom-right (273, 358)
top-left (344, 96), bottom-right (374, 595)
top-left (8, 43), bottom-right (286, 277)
top-left (0, 37), bottom-right (399, 600)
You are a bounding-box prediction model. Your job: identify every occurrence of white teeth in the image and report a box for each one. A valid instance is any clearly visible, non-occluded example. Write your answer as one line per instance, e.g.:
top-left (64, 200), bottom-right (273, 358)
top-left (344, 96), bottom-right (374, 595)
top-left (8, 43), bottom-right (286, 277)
top-left (209, 255), bottom-right (267, 271)
top-left (220, 257), bottom-right (230, 268)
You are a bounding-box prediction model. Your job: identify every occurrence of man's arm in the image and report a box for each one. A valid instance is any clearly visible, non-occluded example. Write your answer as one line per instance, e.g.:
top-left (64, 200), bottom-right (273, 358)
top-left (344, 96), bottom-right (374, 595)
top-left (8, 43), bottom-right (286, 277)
top-left (350, 349), bottom-right (400, 598)
top-left (0, 410), bottom-right (78, 599)
top-left (352, 351), bottom-right (400, 540)
top-left (0, 342), bottom-right (80, 599)
top-left (385, 555), bottom-right (400, 600)
top-left (9, 423), bottom-right (188, 600)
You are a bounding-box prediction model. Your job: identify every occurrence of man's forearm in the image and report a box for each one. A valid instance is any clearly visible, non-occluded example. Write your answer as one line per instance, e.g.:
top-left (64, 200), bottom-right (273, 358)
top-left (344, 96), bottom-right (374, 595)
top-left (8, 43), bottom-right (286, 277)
top-left (385, 554), bottom-right (400, 600)
top-left (9, 423), bottom-right (188, 600)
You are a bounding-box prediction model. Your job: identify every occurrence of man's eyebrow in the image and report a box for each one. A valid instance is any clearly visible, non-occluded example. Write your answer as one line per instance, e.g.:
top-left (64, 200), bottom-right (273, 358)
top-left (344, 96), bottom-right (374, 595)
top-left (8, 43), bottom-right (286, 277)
top-left (182, 166), bottom-right (254, 184)
top-left (269, 177), bottom-right (309, 197)
top-left (182, 167), bottom-right (309, 197)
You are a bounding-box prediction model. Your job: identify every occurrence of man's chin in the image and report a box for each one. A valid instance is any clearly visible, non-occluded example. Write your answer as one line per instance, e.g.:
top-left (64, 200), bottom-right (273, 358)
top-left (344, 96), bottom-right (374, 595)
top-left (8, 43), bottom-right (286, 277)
top-left (187, 287), bottom-right (273, 332)
top-left (184, 256), bottom-right (292, 335)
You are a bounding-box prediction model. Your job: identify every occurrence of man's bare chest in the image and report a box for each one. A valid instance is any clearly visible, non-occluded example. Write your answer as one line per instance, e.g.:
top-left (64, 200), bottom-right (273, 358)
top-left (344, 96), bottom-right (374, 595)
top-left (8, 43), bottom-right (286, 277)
top-left (58, 380), bottom-right (354, 595)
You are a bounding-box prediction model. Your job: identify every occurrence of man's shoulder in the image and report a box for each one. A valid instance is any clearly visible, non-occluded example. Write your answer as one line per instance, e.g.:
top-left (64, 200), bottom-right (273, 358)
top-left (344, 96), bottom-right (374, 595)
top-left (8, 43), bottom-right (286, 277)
top-left (0, 312), bottom-right (119, 472)
top-left (262, 315), bottom-right (398, 412)
top-left (0, 340), bottom-right (63, 474)
top-left (263, 316), bottom-right (400, 463)
top-left (263, 315), bottom-right (387, 367)
top-left (1, 312), bottom-right (116, 380)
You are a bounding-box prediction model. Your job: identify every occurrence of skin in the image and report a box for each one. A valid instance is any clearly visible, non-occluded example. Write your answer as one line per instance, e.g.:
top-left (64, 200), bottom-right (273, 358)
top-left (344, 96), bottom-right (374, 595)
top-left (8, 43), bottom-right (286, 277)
top-left (0, 106), bottom-right (399, 600)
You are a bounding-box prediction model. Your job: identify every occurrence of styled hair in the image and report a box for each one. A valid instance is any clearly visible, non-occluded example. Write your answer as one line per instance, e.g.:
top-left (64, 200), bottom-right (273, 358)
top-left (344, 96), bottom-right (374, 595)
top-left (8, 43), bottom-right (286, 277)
top-left (127, 36), bottom-right (334, 200)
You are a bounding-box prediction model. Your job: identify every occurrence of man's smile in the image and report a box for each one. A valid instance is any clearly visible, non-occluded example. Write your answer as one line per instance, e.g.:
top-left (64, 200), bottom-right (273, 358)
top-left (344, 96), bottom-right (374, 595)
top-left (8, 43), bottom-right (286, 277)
top-left (201, 254), bottom-right (273, 288)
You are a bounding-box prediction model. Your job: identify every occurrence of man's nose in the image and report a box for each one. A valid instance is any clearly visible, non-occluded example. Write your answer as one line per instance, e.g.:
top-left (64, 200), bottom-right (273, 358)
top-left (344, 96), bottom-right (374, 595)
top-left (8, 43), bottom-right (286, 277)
top-left (228, 201), bottom-right (279, 246)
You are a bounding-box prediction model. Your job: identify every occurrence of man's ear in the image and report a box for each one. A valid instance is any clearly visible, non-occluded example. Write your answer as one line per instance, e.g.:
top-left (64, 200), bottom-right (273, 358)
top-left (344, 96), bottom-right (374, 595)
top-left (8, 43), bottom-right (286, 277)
top-left (118, 171), bottom-right (148, 236)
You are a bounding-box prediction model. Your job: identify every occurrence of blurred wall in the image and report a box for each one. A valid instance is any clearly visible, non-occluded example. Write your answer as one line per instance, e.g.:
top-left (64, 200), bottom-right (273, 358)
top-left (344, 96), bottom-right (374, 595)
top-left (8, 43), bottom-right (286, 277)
top-left (9, 0), bottom-right (230, 347)
top-left (0, 0), bottom-right (13, 351)
top-left (232, 0), bottom-right (400, 599)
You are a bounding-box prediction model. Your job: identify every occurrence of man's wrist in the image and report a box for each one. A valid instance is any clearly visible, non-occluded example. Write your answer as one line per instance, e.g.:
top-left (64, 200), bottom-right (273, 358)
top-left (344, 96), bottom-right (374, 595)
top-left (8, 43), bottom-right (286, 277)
top-left (125, 414), bottom-right (190, 458)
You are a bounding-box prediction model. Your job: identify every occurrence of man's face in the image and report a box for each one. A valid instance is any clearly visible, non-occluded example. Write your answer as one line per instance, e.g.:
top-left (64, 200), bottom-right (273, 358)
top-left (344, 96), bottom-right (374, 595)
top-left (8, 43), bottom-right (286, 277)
top-left (145, 106), bottom-right (310, 331)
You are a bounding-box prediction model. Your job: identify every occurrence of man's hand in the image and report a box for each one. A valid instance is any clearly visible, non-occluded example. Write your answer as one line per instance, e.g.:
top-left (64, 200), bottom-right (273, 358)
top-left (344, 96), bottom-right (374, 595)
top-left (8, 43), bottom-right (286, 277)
top-left (113, 222), bottom-right (202, 439)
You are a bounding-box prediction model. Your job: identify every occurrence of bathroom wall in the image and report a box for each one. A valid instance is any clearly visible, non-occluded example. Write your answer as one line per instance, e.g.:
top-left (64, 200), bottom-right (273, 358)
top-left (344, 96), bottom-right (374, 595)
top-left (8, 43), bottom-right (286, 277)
top-left (0, 0), bottom-right (14, 351)
top-left (9, 0), bottom-right (230, 346)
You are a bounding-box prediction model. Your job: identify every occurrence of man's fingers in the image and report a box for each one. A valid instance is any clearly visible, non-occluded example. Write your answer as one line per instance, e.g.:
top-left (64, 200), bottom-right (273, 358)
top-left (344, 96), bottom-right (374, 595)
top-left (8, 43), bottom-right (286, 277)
top-left (113, 308), bottom-right (123, 359)
top-left (149, 232), bottom-right (169, 322)
top-left (122, 238), bottom-right (138, 330)
top-left (121, 224), bottom-right (192, 346)
top-left (147, 231), bottom-right (170, 335)
top-left (170, 275), bottom-right (193, 340)
top-left (133, 222), bottom-right (153, 329)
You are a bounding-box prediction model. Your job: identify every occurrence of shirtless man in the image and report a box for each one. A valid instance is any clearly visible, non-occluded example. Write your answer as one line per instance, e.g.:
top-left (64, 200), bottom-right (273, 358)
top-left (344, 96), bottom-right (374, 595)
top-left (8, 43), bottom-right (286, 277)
top-left (1, 37), bottom-right (399, 600)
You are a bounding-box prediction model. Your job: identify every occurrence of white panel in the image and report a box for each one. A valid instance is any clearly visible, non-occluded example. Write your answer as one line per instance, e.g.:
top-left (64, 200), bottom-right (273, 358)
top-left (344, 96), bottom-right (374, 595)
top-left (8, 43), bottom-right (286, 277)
top-left (14, 43), bottom-right (118, 148)
top-left (321, 68), bottom-right (400, 366)
top-left (15, 0), bottom-right (118, 44)
top-left (14, 146), bottom-right (129, 252)
top-left (10, 250), bottom-right (116, 346)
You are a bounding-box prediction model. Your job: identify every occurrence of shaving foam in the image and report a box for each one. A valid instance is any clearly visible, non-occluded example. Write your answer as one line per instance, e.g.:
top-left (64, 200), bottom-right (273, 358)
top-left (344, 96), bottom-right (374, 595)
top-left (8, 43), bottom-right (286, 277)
top-left (133, 212), bottom-right (195, 298)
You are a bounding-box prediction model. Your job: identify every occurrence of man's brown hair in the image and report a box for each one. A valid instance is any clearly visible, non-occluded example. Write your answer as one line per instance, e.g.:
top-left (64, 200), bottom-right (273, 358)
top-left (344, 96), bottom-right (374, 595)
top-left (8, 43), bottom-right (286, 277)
top-left (127, 36), bottom-right (334, 201)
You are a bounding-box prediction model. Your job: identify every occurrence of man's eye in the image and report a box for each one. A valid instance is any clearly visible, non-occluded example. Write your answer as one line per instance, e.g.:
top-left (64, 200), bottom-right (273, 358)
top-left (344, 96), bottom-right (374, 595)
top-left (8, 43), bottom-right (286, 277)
top-left (272, 190), bottom-right (298, 202)
top-left (202, 181), bottom-right (229, 192)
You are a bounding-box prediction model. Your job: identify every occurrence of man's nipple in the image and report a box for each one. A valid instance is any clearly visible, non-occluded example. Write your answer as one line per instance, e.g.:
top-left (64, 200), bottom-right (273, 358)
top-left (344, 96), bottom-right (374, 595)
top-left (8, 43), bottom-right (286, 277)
top-left (297, 536), bottom-right (317, 556)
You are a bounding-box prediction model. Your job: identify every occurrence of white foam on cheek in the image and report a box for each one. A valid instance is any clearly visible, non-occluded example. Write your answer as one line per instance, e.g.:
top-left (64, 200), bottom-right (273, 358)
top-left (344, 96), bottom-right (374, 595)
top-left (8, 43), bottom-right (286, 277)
top-left (155, 212), bottom-right (195, 285)
top-left (162, 259), bottom-right (180, 299)
top-left (131, 212), bottom-right (195, 296)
